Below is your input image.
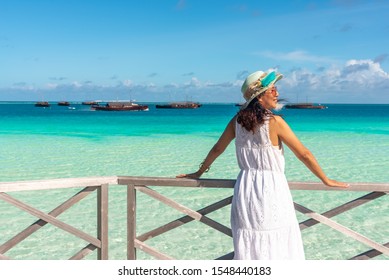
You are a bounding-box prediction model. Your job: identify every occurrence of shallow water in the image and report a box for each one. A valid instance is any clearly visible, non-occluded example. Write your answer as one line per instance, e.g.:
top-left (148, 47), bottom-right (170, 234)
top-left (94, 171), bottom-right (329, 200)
top-left (0, 103), bottom-right (388, 259)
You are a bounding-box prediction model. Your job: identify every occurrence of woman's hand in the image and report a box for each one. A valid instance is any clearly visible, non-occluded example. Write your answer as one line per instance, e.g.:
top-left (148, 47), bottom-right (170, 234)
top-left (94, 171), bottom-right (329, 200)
top-left (323, 179), bottom-right (350, 188)
top-left (176, 172), bottom-right (201, 179)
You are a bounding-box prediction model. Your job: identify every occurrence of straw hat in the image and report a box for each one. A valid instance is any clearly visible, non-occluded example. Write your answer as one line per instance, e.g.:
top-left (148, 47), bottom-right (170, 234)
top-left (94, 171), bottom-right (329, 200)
top-left (240, 70), bottom-right (283, 109)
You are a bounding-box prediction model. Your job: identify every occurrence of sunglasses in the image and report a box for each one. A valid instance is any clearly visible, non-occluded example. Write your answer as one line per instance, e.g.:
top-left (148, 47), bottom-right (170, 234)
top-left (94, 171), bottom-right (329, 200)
top-left (265, 86), bottom-right (278, 95)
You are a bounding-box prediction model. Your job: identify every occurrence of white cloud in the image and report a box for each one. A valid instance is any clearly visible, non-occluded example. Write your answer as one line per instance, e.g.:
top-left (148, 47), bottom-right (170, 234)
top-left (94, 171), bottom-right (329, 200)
top-left (122, 79), bottom-right (133, 87)
top-left (46, 83), bottom-right (58, 89)
top-left (71, 81), bottom-right (83, 88)
top-left (283, 59), bottom-right (389, 92)
top-left (258, 50), bottom-right (338, 64)
top-left (340, 59), bottom-right (389, 87)
top-left (183, 77), bottom-right (202, 88)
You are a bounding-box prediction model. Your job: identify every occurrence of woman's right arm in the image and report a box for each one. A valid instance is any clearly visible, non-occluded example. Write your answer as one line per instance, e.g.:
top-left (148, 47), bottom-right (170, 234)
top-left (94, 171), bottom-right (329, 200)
top-left (274, 116), bottom-right (349, 188)
top-left (176, 116), bottom-right (236, 179)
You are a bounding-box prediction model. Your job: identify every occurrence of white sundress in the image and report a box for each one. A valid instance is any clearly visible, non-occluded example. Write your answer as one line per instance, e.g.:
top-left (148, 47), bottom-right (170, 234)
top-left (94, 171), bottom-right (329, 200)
top-left (231, 119), bottom-right (305, 260)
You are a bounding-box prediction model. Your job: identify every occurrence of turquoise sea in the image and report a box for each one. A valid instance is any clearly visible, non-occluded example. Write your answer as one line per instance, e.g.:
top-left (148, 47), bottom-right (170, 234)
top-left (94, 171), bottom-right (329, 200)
top-left (0, 102), bottom-right (388, 260)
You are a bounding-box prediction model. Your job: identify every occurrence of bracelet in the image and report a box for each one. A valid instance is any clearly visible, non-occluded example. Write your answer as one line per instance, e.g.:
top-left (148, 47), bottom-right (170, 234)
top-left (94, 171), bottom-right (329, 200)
top-left (199, 161), bottom-right (210, 173)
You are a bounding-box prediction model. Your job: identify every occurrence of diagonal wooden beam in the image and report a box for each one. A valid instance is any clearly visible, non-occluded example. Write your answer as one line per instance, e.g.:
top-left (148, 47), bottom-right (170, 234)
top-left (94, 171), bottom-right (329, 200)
top-left (135, 186), bottom-right (231, 237)
top-left (0, 186), bottom-right (97, 254)
top-left (137, 196), bottom-right (233, 242)
top-left (134, 239), bottom-right (174, 260)
top-left (0, 193), bottom-right (101, 248)
top-left (349, 242), bottom-right (389, 260)
top-left (299, 192), bottom-right (386, 230)
top-left (0, 253), bottom-right (11, 260)
top-left (200, 215), bottom-right (232, 237)
top-left (136, 186), bottom-right (201, 219)
top-left (69, 244), bottom-right (97, 260)
top-left (294, 202), bottom-right (389, 256)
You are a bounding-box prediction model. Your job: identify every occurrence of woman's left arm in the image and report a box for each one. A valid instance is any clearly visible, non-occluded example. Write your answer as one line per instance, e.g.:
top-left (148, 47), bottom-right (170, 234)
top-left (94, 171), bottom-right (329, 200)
top-left (274, 116), bottom-right (349, 188)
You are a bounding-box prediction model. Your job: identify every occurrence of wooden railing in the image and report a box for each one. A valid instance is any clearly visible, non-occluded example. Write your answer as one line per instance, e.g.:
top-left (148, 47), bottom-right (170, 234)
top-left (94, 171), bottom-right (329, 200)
top-left (0, 176), bottom-right (388, 260)
top-left (0, 177), bottom-right (116, 260)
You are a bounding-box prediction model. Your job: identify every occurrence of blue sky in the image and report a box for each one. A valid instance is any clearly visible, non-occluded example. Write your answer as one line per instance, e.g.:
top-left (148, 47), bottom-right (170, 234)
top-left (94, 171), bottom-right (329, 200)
top-left (1, 0), bottom-right (389, 103)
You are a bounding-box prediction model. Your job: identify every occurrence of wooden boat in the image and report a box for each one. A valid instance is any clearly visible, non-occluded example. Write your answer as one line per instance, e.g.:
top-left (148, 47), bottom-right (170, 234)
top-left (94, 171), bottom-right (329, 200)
top-left (91, 102), bottom-right (149, 111)
top-left (57, 101), bottom-right (70, 106)
top-left (284, 103), bottom-right (327, 109)
top-left (35, 101), bottom-right (50, 107)
top-left (82, 101), bottom-right (99, 105)
top-left (155, 102), bottom-right (201, 109)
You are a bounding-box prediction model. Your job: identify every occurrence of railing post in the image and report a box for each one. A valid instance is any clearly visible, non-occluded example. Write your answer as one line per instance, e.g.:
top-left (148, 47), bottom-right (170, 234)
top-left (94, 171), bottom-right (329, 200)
top-left (97, 183), bottom-right (109, 260)
top-left (127, 184), bottom-right (136, 259)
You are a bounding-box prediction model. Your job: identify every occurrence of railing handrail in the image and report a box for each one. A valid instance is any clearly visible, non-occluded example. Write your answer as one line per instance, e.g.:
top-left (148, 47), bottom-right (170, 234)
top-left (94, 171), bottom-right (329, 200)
top-left (1, 175), bottom-right (388, 192)
top-left (0, 176), bottom-right (117, 192)
top-left (118, 176), bottom-right (389, 192)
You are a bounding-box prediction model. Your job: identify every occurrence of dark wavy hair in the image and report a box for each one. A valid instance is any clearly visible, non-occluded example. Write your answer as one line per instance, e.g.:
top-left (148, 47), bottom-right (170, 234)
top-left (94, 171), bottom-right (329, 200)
top-left (237, 98), bottom-right (274, 133)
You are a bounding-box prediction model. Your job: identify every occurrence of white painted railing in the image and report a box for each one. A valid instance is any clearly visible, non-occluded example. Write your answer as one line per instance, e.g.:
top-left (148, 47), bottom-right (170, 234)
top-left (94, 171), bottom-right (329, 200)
top-left (0, 176), bottom-right (388, 260)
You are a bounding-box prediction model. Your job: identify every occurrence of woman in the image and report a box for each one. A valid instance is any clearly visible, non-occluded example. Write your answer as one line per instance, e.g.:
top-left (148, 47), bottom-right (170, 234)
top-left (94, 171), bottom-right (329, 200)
top-left (177, 70), bottom-right (349, 260)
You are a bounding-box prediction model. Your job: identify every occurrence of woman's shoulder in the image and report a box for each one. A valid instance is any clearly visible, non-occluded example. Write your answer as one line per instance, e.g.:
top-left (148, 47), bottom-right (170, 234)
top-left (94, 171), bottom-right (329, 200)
top-left (269, 115), bottom-right (284, 125)
top-left (269, 115), bottom-right (290, 133)
top-left (229, 114), bottom-right (238, 125)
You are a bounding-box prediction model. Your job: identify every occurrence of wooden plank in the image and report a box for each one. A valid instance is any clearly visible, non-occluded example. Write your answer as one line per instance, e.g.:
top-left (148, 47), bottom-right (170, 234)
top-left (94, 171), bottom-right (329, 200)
top-left (119, 176), bottom-right (235, 189)
top-left (289, 181), bottom-right (389, 192)
top-left (0, 193), bottom-right (101, 247)
top-left (118, 176), bottom-right (389, 192)
top-left (134, 239), bottom-right (174, 260)
top-left (299, 192), bottom-right (386, 230)
top-left (97, 184), bottom-right (109, 260)
top-left (136, 186), bottom-right (202, 220)
top-left (137, 196), bottom-right (233, 242)
top-left (294, 202), bottom-right (389, 256)
top-left (0, 186), bottom-right (97, 254)
top-left (1, 175), bottom-right (388, 193)
top-left (199, 216), bottom-right (232, 237)
top-left (349, 242), bottom-right (389, 260)
top-left (0, 253), bottom-right (11, 260)
top-left (136, 186), bottom-right (232, 238)
top-left (69, 244), bottom-right (97, 260)
top-left (0, 176), bottom-right (117, 192)
top-left (127, 185), bottom-right (136, 260)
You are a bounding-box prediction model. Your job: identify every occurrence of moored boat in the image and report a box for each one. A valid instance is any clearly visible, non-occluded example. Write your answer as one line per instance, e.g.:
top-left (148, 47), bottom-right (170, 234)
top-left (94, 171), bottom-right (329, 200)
top-left (91, 102), bottom-right (149, 111)
top-left (156, 101), bottom-right (201, 109)
top-left (82, 101), bottom-right (99, 105)
top-left (284, 103), bottom-right (327, 109)
top-left (57, 101), bottom-right (70, 106)
top-left (35, 101), bottom-right (50, 107)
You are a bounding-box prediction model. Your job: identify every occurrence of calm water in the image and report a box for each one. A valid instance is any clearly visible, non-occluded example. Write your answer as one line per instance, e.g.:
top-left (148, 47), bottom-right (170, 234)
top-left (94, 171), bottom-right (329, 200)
top-left (0, 102), bottom-right (388, 260)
